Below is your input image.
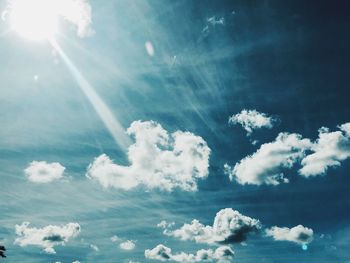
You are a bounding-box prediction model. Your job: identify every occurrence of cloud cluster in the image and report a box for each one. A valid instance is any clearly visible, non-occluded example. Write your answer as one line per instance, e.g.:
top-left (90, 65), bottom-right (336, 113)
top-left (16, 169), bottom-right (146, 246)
top-left (265, 225), bottom-right (314, 245)
top-left (225, 133), bottom-right (312, 185)
top-left (226, 122), bottom-right (350, 185)
top-left (145, 244), bottom-right (234, 263)
top-left (229, 109), bottom-right (277, 136)
top-left (14, 222), bottom-right (81, 254)
top-left (165, 208), bottom-right (261, 244)
top-left (24, 161), bottom-right (65, 183)
top-left (299, 125), bottom-right (350, 177)
top-left (87, 120), bottom-right (210, 192)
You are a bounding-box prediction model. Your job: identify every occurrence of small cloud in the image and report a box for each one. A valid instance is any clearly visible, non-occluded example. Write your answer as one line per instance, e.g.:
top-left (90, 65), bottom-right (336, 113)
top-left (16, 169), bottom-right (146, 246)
top-left (201, 16), bottom-right (225, 37)
top-left (120, 240), bottom-right (136, 251)
top-left (24, 161), bottom-right (65, 183)
top-left (14, 222), bottom-right (81, 254)
top-left (110, 235), bottom-right (121, 243)
top-left (90, 244), bottom-right (99, 251)
top-left (145, 41), bottom-right (155, 57)
top-left (164, 208), bottom-right (261, 245)
top-left (157, 220), bottom-right (175, 230)
top-left (145, 244), bottom-right (234, 262)
top-left (266, 225), bottom-right (314, 245)
top-left (229, 109), bottom-right (278, 136)
top-left (207, 16), bottom-right (225, 26)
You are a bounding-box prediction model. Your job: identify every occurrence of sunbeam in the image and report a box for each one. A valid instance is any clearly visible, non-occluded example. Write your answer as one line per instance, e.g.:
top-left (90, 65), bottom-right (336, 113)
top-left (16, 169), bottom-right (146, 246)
top-left (50, 38), bottom-right (131, 150)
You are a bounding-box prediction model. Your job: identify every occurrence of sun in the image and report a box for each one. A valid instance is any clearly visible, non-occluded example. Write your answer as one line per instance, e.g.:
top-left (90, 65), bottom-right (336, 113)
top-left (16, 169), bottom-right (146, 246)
top-left (9, 0), bottom-right (59, 41)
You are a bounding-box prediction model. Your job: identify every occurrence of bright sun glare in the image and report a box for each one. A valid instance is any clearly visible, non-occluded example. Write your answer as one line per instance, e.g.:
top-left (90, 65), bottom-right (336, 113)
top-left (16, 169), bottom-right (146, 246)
top-left (10, 0), bottom-right (59, 41)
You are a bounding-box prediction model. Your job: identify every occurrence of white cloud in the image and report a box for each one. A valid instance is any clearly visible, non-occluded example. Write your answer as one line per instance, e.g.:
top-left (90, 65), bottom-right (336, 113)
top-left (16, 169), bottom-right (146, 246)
top-left (265, 225), bottom-right (314, 245)
top-left (226, 133), bottom-right (312, 185)
top-left (120, 240), bottom-right (136, 251)
top-left (87, 120), bottom-right (210, 192)
top-left (57, 0), bottom-right (94, 37)
top-left (72, 261), bottom-right (81, 263)
top-left (157, 220), bottom-right (175, 230)
top-left (340, 123), bottom-right (350, 137)
top-left (145, 244), bottom-right (234, 263)
top-left (299, 124), bottom-right (350, 177)
top-left (110, 235), bottom-right (121, 243)
top-left (90, 244), bottom-right (99, 251)
top-left (24, 161), bottom-right (65, 183)
top-left (165, 208), bottom-right (261, 244)
top-left (207, 16), bottom-right (225, 26)
top-left (14, 222), bottom-right (81, 254)
top-left (229, 109), bottom-right (277, 136)
top-left (145, 41), bottom-right (155, 57)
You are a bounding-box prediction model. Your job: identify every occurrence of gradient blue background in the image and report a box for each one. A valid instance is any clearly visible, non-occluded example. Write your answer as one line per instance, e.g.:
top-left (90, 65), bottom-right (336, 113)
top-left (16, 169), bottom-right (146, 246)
top-left (0, 0), bottom-right (349, 262)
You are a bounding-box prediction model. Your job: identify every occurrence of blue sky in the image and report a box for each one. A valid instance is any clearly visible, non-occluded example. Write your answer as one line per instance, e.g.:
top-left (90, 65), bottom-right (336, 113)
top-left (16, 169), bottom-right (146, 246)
top-left (0, 0), bottom-right (350, 262)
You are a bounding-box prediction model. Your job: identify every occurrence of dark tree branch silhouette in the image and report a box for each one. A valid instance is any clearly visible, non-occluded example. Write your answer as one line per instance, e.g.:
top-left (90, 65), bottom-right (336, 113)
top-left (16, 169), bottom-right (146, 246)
top-left (0, 245), bottom-right (6, 258)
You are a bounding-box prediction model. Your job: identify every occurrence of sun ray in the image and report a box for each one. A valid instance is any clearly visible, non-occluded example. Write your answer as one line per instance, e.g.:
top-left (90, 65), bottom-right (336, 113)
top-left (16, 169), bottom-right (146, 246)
top-left (49, 38), bottom-right (131, 151)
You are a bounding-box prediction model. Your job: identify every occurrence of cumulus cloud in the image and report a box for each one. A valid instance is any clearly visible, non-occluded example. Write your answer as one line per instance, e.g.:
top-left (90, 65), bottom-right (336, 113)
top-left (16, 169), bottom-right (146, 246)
top-left (145, 244), bottom-right (234, 263)
top-left (299, 124), bottom-right (350, 177)
top-left (265, 225), bottom-right (314, 245)
top-left (87, 120), bottom-right (210, 192)
top-left (225, 133), bottom-right (312, 185)
top-left (229, 109), bottom-right (278, 136)
top-left (14, 222), bottom-right (81, 254)
top-left (165, 208), bottom-right (261, 244)
top-left (120, 240), bottom-right (136, 251)
top-left (24, 161), bottom-right (65, 183)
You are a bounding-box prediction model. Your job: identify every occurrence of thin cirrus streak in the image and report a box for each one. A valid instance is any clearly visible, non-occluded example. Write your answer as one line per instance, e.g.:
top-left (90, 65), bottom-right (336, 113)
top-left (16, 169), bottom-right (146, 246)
top-left (49, 38), bottom-right (131, 150)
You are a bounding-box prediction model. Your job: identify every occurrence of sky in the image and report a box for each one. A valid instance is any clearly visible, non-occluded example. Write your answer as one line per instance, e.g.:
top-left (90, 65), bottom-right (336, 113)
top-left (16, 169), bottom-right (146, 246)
top-left (0, 0), bottom-right (350, 262)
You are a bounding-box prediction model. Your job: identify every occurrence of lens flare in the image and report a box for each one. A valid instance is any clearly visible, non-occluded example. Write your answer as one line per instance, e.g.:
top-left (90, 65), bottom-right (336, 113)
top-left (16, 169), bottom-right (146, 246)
top-left (9, 0), bottom-right (58, 41)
